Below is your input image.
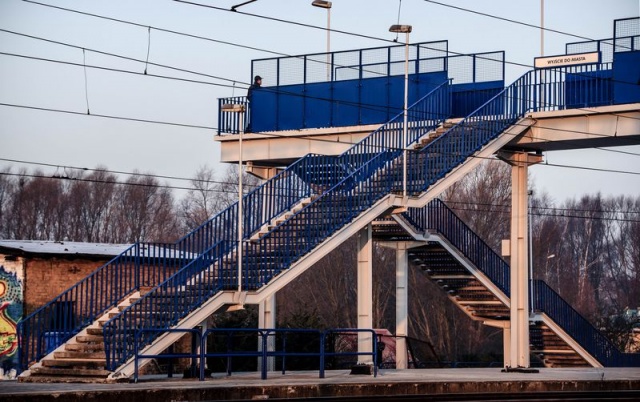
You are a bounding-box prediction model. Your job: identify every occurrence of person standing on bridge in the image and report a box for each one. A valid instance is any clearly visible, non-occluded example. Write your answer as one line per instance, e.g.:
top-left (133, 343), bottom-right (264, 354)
top-left (246, 75), bottom-right (262, 132)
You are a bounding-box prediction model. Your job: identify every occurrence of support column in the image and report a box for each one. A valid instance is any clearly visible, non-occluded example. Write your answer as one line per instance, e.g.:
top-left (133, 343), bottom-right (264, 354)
top-left (395, 243), bottom-right (409, 369)
top-left (258, 294), bottom-right (276, 372)
top-left (498, 151), bottom-right (542, 368)
top-left (357, 224), bottom-right (373, 364)
top-left (503, 324), bottom-right (511, 367)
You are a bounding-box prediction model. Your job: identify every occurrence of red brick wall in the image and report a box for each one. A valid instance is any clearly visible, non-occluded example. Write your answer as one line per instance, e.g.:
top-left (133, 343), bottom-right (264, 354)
top-left (23, 257), bottom-right (110, 315)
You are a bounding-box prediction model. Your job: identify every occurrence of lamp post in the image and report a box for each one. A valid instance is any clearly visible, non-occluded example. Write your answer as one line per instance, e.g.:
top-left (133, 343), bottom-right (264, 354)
top-left (389, 24), bottom-right (412, 197)
top-left (221, 103), bottom-right (246, 306)
top-left (312, 0), bottom-right (332, 81)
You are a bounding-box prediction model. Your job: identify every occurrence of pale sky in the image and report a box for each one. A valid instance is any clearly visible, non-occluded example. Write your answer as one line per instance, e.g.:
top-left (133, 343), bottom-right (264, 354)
top-left (1, 0), bottom-right (639, 203)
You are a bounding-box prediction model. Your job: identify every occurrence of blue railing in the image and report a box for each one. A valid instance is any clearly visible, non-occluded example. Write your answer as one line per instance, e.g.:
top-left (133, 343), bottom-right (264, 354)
top-left (100, 82), bottom-right (451, 371)
top-left (17, 242), bottom-right (190, 371)
top-left (217, 96), bottom-right (249, 134)
top-left (407, 199), bottom-right (640, 367)
top-left (403, 199), bottom-right (510, 295)
top-left (103, 242), bottom-right (226, 370)
top-left (21, 57), bottom-right (628, 374)
top-left (533, 280), bottom-right (640, 367)
top-left (133, 328), bottom-right (379, 382)
top-left (406, 62), bottom-right (614, 196)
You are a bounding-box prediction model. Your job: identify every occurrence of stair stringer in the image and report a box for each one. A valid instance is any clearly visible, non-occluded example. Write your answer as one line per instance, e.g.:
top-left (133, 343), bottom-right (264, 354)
top-left (396, 204), bottom-right (603, 368)
top-left (20, 290), bottom-right (142, 381)
top-left (109, 291), bottom-right (234, 380)
top-left (406, 117), bottom-right (534, 209)
top-left (109, 117), bottom-right (536, 380)
top-left (392, 214), bottom-right (510, 310)
top-left (533, 312), bottom-right (603, 368)
top-left (109, 194), bottom-right (407, 380)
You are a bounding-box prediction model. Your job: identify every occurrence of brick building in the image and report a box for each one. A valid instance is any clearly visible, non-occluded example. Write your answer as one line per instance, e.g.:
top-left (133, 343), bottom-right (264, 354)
top-left (0, 240), bottom-right (129, 375)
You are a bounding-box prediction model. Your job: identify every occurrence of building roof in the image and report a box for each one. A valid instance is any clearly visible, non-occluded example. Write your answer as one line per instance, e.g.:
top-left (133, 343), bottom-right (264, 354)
top-left (0, 240), bottom-right (131, 258)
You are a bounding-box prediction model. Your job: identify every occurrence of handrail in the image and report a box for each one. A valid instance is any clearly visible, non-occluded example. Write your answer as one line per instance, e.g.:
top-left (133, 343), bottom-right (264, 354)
top-left (403, 199), bottom-right (510, 295)
top-left (407, 62), bottom-right (614, 196)
top-left (16, 242), bottom-right (187, 371)
top-left (533, 280), bottom-right (640, 367)
top-left (406, 199), bottom-right (639, 367)
top-left (133, 327), bottom-right (378, 382)
top-left (22, 60), bottom-right (623, 374)
top-left (101, 82), bottom-right (451, 371)
top-left (103, 241), bottom-right (225, 370)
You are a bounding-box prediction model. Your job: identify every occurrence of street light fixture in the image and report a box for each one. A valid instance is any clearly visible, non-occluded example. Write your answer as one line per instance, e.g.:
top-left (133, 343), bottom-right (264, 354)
top-left (312, 0), bottom-right (332, 81)
top-left (221, 103), bottom-right (246, 310)
top-left (389, 24), bottom-right (412, 197)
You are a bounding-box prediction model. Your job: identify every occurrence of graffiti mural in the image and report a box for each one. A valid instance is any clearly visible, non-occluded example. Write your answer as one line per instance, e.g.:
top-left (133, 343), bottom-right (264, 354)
top-left (0, 265), bottom-right (23, 377)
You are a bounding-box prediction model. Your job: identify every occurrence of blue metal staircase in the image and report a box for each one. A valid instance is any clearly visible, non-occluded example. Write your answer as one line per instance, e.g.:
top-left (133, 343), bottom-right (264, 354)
top-left (397, 199), bottom-right (640, 367)
top-left (17, 57), bottom-right (636, 380)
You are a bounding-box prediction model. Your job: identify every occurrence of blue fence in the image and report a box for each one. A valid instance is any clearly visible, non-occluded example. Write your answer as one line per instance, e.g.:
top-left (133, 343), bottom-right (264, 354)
top-left (219, 47), bottom-right (505, 134)
top-left (133, 328), bottom-right (378, 382)
top-left (403, 199), bottom-right (510, 295)
top-left (17, 242), bottom-right (190, 371)
top-left (533, 280), bottom-right (640, 367)
top-left (20, 35), bottom-right (640, 374)
top-left (407, 199), bottom-right (640, 367)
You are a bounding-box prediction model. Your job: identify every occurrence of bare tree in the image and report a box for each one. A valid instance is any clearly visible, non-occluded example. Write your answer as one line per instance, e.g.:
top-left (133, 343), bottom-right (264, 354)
top-left (0, 168), bottom-right (15, 238)
top-left (110, 174), bottom-right (178, 243)
top-left (180, 165), bottom-right (219, 232)
top-left (441, 160), bottom-right (511, 251)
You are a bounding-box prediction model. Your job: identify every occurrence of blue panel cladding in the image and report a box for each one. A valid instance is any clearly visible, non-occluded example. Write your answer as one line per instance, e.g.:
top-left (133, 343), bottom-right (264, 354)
top-left (451, 81), bottom-right (504, 117)
top-left (251, 71), bottom-right (448, 131)
top-left (332, 80), bottom-right (361, 126)
top-left (251, 88), bottom-right (277, 133)
top-left (566, 69), bottom-right (613, 109)
top-left (360, 76), bottom-right (392, 125)
top-left (277, 84), bottom-right (304, 131)
top-left (304, 82), bottom-right (333, 128)
top-left (613, 51), bottom-right (640, 104)
top-left (411, 72), bottom-right (449, 103)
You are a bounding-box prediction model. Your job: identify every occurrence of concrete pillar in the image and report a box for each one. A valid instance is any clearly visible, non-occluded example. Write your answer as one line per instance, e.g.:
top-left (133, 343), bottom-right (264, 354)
top-left (258, 294), bottom-right (276, 372)
top-left (503, 324), bottom-right (511, 368)
top-left (395, 243), bottom-right (409, 369)
top-left (357, 224), bottom-right (373, 364)
top-left (498, 151), bottom-right (542, 368)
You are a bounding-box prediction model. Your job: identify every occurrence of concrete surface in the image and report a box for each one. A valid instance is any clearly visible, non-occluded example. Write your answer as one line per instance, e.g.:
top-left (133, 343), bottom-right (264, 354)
top-left (0, 367), bottom-right (639, 401)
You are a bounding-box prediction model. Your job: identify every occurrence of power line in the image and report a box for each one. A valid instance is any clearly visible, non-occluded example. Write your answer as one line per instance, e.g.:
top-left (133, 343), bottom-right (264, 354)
top-left (0, 102), bottom-right (215, 130)
top-left (422, 0), bottom-right (593, 42)
top-left (442, 199), bottom-right (640, 216)
top-left (7, 173), bottom-right (637, 224)
top-left (595, 147), bottom-right (640, 158)
top-left (23, 0), bottom-right (533, 72)
top-left (0, 43), bottom-right (427, 116)
top-left (0, 50), bottom-right (240, 90)
top-left (10, 5), bottom-right (640, 106)
top-left (445, 204), bottom-right (640, 224)
top-left (0, 170), bottom-right (254, 195)
top-left (0, 157), bottom-right (261, 189)
top-left (3, 99), bottom-right (640, 181)
top-left (0, 28), bottom-right (246, 87)
top-left (20, 0), bottom-right (290, 59)
top-left (4, 47), bottom-right (639, 148)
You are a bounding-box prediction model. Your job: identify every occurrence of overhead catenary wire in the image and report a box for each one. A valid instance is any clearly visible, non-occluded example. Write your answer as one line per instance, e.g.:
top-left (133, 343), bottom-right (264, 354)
top-left (0, 102), bottom-right (216, 131)
top-left (2, 169), bottom-right (638, 223)
top-left (3, 98), bottom-right (640, 181)
top-left (6, 6), bottom-right (640, 100)
top-left (5, 2), bottom-right (640, 175)
top-left (0, 157), bottom-right (261, 189)
top-left (443, 204), bottom-right (640, 224)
